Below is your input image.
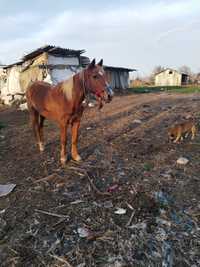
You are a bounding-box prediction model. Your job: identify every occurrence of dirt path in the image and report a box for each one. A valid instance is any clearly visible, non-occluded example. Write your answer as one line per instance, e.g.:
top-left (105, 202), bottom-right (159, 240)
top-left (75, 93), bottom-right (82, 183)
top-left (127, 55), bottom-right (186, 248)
top-left (0, 92), bottom-right (200, 267)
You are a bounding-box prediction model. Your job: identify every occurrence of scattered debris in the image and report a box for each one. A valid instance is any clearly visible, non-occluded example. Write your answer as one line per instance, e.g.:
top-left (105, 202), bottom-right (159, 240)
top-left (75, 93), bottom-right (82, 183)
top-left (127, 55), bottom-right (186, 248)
top-left (0, 93), bottom-right (200, 266)
top-left (114, 208), bottom-right (127, 215)
top-left (34, 173), bottom-right (64, 184)
top-left (70, 200), bottom-right (84, 205)
top-left (107, 184), bottom-right (119, 193)
top-left (77, 227), bottom-right (90, 238)
top-left (18, 102), bottom-right (27, 111)
top-left (0, 209), bottom-right (6, 214)
top-left (0, 183), bottom-right (16, 197)
top-left (88, 102), bottom-right (95, 108)
top-left (129, 222), bottom-right (147, 230)
top-left (35, 209), bottom-right (69, 219)
top-left (133, 119), bottom-right (142, 124)
top-left (50, 254), bottom-right (73, 267)
top-left (177, 157), bottom-right (189, 165)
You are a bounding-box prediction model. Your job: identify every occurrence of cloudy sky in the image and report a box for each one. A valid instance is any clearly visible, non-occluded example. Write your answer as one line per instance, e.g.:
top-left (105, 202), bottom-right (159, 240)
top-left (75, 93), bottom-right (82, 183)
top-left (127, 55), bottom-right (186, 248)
top-left (0, 0), bottom-right (200, 76)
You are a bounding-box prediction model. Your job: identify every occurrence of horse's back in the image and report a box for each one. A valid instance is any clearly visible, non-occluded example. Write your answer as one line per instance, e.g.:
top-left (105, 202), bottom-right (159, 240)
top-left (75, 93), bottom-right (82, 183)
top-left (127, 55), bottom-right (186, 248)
top-left (26, 81), bottom-right (53, 112)
top-left (26, 81), bottom-right (52, 97)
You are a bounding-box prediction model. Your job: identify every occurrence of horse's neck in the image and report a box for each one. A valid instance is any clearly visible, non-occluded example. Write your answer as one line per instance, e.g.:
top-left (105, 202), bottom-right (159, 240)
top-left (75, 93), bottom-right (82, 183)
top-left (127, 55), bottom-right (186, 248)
top-left (61, 76), bottom-right (74, 100)
top-left (60, 73), bottom-right (85, 102)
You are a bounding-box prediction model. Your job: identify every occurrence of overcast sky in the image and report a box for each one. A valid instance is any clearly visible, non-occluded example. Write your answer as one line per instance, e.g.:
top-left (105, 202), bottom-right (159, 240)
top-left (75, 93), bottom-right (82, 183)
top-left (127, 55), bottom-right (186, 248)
top-left (0, 0), bottom-right (200, 76)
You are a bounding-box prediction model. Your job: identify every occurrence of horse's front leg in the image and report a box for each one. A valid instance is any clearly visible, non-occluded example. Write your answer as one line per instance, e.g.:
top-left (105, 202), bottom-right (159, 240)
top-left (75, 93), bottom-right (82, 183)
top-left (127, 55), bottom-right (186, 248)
top-left (71, 119), bottom-right (82, 162)
top-left (60, 122), bottom-right (69, 165)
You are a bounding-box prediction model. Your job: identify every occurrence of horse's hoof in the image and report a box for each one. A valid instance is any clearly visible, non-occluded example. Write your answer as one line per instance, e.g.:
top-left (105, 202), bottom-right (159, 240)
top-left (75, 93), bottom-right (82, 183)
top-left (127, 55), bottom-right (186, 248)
top-left (60, 157), bottom-right (66, 165)
top-left (72, 155), bottom-right (82, 162)
top-left (38, 143), bottom-right (44, 152)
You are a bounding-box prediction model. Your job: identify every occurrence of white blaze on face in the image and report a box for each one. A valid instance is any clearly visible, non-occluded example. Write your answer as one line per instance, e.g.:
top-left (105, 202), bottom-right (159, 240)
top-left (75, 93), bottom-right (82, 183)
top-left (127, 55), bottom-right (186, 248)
top-left (98, 70), bottom-right (104, 76)
top-left (62, 76), bottom-right (73, 100)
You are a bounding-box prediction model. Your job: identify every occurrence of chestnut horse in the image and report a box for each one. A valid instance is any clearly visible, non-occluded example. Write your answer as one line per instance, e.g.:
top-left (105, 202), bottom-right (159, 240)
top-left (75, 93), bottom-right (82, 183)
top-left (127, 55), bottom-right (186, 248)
top-left (26, 59), bottom-right (113, 165)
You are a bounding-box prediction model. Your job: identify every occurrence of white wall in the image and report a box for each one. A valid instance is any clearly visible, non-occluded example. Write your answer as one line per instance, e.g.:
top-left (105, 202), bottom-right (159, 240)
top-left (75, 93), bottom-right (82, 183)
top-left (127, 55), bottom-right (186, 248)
top-left (155, 70), bottom-right (182, 86)
top-left (0, 54), bottom-right (82, 104)
top-left (50, 68), bottom-right (75, 84)
top-left (48, 55), bottom-right (81, 84)
top-left (48, 55), bottom-right (79, 66)
top-left (6, 66), bottom-right (22, 94)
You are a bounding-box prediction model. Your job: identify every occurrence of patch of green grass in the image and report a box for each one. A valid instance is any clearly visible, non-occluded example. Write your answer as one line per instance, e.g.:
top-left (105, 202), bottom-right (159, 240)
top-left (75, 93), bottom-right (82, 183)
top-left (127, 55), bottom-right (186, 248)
top-left (127, 86), bottom-right (200, 94)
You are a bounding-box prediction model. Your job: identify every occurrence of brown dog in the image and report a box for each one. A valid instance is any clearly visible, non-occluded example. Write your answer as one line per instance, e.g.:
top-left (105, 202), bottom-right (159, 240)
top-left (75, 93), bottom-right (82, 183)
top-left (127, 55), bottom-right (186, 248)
top-left (168, 121), bottom-right (197, 143)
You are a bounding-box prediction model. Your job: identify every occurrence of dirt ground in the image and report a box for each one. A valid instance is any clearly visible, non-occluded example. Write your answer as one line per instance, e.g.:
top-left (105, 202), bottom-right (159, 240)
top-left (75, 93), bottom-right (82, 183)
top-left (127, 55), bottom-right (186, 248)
top-left (0, 92), bottom-right (200, 267)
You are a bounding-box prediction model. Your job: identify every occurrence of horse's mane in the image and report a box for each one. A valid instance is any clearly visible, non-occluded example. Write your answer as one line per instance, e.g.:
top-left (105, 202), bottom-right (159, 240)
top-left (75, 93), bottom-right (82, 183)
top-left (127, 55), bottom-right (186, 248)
top-left (60, 75), bottom-right (74, 100)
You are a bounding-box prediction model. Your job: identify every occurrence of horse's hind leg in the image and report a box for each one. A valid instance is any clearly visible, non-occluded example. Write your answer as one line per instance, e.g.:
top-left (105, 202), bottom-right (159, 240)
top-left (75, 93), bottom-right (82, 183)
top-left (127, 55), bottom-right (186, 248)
top-left (28, 106), bottom-right (43, 151)
top-left (38, 115), bottom-right (45, 151)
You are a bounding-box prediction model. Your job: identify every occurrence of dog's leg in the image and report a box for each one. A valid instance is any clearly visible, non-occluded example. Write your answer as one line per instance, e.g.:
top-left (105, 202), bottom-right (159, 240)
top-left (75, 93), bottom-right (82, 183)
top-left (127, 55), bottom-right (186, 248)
top-left (185, 132), bottom-right (189, 138)
top-left (174, 133), bottom-right (182, 143)
top-left (191, 126), bottom-right (196, 140)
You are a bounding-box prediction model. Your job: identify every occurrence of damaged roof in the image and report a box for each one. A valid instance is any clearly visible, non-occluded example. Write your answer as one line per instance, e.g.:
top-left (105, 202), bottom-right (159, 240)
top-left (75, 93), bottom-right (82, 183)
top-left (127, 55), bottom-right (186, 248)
top-left (104, 65), bottom-right (136, 72)
top-left (155, 68), bottom-right (189, 76)
top-left (22, 45), bottom-right (85, 61)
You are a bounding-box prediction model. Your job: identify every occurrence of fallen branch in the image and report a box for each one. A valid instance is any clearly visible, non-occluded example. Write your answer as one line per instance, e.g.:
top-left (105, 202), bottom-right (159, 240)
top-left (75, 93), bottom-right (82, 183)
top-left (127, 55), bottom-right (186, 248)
top-left (126, 211), bottom-right (135, 227)
top-left (50, 254), bottom-right (73, 267)
top-left (52, 217), bottom-right (68, 228)
top-left (35, 209), bottom-right (69, 219)
top-left (69, 166), bottom-right (110, 197)
top-left (33, 173), bottom-right (63, 184)
top-left (86, 173), bottom-right (110, 197)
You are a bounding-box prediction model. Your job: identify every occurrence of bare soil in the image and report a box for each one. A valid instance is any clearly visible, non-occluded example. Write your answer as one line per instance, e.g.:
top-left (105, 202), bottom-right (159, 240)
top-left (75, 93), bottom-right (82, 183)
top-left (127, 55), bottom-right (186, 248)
top-left (0, 92), bottom-right (200, 267)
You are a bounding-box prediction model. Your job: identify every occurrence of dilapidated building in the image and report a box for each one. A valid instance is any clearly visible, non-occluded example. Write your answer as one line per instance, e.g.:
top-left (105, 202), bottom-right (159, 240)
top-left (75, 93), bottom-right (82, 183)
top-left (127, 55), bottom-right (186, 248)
top-left (104, 66), bottom-right (135, 90)
top-left (0, 45), bottom-right (85, 104)
top-left (155, 68), bottom-right (189, 86)
top-left (0, 45), bottom-right (135, 105)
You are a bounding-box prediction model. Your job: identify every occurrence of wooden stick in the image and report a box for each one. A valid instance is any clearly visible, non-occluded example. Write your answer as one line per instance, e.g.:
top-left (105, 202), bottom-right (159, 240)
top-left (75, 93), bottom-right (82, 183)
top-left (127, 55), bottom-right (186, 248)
top-left (69, 166), bottom-right (110, 196)
top-left (52, 217), bottom-right (68, 228)
top-left (126, 211), bottom-right (135, 227)
top-left (33, 173), bottom-right (60, 183)
top-left (86, 173), bottom-right (110, 197)
top-left (50, 254), bottom-right (73, 267)
top-left (35, 209), bottom-right (68, 219)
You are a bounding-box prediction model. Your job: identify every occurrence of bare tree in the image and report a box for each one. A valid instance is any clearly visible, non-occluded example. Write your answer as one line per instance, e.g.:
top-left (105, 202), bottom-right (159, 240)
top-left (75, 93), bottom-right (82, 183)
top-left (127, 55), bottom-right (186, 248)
top-left (152, 65), bottom-right (165, 75)
top-left (179, 65), bottom-right (192, 75)
top-left (149, 65), bottom-right (165, 84)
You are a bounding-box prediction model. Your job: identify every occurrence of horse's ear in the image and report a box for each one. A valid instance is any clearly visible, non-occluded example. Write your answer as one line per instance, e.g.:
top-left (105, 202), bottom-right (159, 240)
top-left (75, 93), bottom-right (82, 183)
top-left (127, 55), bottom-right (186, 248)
top-left (88, 58), bottom-right (96, 69)
top-left (98, 59), bottom-right (103, 67)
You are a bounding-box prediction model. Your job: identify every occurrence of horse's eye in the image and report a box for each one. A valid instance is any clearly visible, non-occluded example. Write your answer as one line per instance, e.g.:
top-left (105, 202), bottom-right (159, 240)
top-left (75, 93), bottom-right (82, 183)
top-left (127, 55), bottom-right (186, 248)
top-left (93, 75), bottom-right (98, 79)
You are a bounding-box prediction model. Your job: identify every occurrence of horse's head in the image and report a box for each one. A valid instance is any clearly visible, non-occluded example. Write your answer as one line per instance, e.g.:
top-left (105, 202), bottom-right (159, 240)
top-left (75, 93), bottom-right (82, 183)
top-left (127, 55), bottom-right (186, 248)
top-left (83, 59), bottom-right (113, 108)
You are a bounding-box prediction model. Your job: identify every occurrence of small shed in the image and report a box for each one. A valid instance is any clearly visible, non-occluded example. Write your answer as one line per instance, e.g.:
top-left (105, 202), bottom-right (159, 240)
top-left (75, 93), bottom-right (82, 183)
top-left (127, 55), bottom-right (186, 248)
top-left (155, 68), bottom-right (189, 86)
top-left (0, 65), bottom-right (7, 89)
top-left (0, 45), bottom-right (85, 104)
top-left (104, 66), bottom-right (136, 90)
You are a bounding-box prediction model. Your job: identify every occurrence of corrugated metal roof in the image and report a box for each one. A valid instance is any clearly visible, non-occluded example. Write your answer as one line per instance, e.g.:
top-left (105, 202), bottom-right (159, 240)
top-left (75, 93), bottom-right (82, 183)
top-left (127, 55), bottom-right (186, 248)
top-left (79, 57), bottom-right (136, 72)
top-left (80, 56), bottom-right (90, 67)
top-left (22, 45), bottom-right (85, 61)
top-left (3, 61), bottom-right (23, 69)
top-left (104, 65), bottom-right (136, 72)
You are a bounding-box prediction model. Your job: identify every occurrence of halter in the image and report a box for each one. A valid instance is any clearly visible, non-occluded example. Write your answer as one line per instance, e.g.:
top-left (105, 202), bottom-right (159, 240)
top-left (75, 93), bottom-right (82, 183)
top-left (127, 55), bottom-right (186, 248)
top-left (79, 69), bottom-right (90, 105)
top-left (78, 68), bottom-right (113, 106)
